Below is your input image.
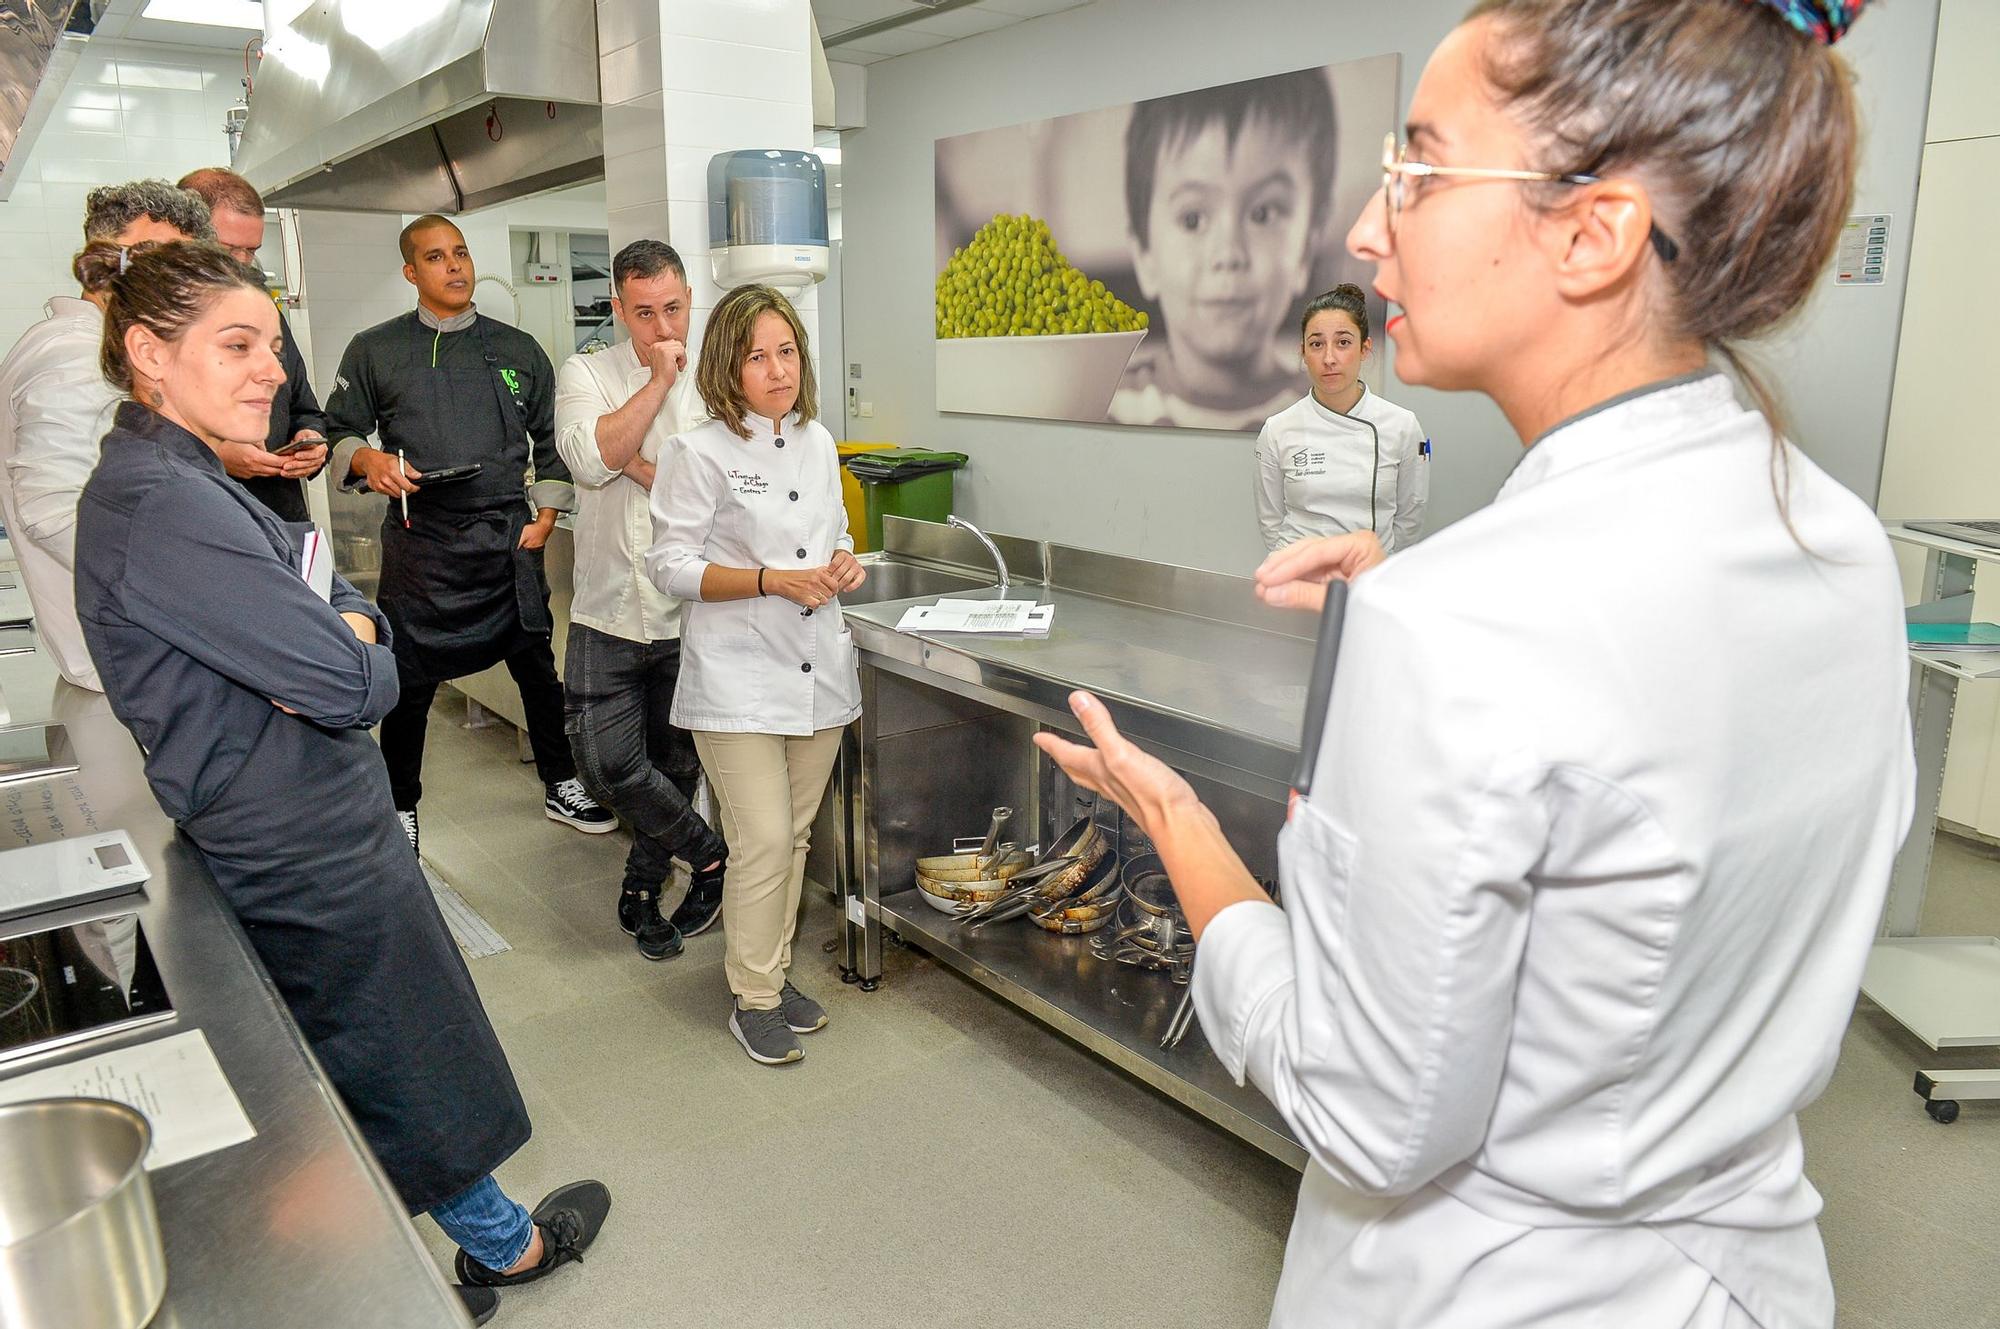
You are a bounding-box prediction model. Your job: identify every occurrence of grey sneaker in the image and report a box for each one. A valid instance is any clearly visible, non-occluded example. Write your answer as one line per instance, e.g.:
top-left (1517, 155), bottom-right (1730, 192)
top-left (779, 980), bottom-right (827, 1034)
top-left (729, 1002), bottom-right (803, 1065)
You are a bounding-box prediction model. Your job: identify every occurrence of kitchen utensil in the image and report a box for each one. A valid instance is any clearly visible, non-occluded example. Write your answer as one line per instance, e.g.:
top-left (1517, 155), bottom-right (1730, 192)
top-left (977, 807), bottom-right (1013, 859)
top-left (917, 846), bottom-right (1029, 882)
top-left (1161, 987), bottom-right (1199, 1050)
top-left (0, 1097), bottom-right (165, 1329)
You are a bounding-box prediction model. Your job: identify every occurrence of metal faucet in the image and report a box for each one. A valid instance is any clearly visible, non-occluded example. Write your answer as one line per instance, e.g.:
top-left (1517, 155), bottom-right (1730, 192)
top-left (947, 515), bottom-right (1010, 593)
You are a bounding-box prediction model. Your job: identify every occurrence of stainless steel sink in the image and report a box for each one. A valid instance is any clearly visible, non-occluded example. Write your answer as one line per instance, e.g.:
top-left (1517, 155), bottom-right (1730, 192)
top-left (842, 556), bottom-right (991, 606)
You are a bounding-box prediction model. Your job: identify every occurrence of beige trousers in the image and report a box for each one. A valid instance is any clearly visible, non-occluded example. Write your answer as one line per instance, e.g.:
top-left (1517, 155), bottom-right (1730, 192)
top-left (693, 727), bottom-right (844, 1010)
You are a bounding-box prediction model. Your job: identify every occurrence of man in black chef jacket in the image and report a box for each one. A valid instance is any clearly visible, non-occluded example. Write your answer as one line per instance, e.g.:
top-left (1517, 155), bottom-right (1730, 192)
top-left (177, 168), bottom-right (329, 523)
top-left (324, 215), bottom-right (615, 851)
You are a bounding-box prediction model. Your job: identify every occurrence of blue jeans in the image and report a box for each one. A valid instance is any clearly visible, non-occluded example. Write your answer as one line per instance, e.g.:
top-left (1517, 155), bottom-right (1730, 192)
top-left (429, 1174), bottom-right (533, 1272)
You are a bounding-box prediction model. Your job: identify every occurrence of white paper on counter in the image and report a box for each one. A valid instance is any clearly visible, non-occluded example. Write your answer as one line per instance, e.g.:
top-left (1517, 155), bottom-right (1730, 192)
top-left (894, 598), bottom-right (1053, 636)
top-left (0, 1028), bottom-right (256, 1169)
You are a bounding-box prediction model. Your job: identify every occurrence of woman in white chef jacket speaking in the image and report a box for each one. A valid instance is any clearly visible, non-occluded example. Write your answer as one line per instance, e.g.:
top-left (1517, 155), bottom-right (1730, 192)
top-left (1040, 1), bottom-right (1910, 1326)
top-left (1254, 283), bottom-right (1428, 553)
top-left (646, 284), bottom-right (865, 1067)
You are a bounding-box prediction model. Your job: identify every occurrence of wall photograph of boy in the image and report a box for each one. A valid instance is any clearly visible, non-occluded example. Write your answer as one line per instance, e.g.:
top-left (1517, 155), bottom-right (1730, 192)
top-left (934, 54), bottom-right (1398, 433)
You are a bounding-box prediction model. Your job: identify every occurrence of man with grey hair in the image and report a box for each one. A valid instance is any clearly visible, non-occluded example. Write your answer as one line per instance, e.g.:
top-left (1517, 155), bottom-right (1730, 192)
top-left (81, 177), bottom-right (214, 243)
top-left (0, 180), bottom-right (209, 690)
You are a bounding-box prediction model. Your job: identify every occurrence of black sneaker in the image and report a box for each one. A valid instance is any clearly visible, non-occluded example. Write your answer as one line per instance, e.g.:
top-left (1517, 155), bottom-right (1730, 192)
top-left (616, 887), bottom-right (683, 961)
top-left (398, 809), bottom-right (419, 856)
top-left (455, 1180), bottom-right (612, 1289)
top-left (545, 779), bottom-right (617, 834)
top-left (668, 860), bottom-right (725, 938)
top-left (455, 1284), bottom-right (498, 1325)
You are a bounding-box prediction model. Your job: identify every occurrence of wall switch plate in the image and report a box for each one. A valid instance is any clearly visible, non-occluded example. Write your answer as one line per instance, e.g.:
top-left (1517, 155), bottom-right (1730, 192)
top-left (526, 262), bottom-right (563, 284)
top-left (858, 401), bottom-right (874, 418)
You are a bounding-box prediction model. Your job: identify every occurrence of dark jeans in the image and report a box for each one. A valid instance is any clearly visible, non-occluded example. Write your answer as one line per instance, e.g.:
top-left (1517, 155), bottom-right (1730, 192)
top-left (383, 637), bottom-right (574, 810)
top-left (563, 624), bottom-right (726, 890)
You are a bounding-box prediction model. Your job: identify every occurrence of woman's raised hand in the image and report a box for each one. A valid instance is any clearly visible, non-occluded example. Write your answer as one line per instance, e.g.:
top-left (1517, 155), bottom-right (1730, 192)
top-left (1255, 531), bottom-right (1387, 612)
top-left (1032, 691), bottom-right (1204, 845)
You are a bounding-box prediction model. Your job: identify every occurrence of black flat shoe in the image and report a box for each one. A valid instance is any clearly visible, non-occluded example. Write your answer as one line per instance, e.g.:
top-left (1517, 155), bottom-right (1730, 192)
top-left (455, 1180), bottom-right (612, 1289)
top-left (455, 1283), bottom-right (498, 1325)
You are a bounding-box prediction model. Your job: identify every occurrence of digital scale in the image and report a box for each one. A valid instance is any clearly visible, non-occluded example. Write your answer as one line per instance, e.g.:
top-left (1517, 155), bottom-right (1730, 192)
top-left (0, 911), bottom-right (173, 1067)
top-left (0, 831), bottom-right (152, 927)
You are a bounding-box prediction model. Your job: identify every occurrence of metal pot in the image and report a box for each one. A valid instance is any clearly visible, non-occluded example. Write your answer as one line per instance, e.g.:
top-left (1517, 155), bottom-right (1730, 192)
top-left (0, 1097), bottom-right (165, 1329)
top-left (1026, 817), bottom-right (1106, 899)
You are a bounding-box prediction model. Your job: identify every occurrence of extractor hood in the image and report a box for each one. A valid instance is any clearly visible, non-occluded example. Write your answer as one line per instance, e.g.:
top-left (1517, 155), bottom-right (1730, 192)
top-left (1, 0), bottom-right (87, 202)
top-left (234, 0), bottom-right (600, 215)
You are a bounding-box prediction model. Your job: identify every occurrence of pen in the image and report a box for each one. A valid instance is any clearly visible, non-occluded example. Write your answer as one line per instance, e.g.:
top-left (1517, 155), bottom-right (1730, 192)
top-left (398, 450), bottom-right (409, 529)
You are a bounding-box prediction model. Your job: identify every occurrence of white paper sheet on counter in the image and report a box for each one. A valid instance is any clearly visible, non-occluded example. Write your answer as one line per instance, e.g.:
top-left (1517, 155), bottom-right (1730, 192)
top-left (894, 598), bottom-right (1053, 636)
top-left (0, 1028), bottom-right (256, 1169)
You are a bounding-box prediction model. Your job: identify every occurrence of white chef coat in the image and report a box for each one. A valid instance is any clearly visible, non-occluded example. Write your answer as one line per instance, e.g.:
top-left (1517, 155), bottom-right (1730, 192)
top-left (0, 297), bottom-right (119, 691)
top-left (554, 339), bottom-right (705, 642)
top-left (645, 412), bottom-right (861, 735)
top-left (1196, 372), bottom-right (1913, 1329)
top-left (1255, 386), bottom-right (1428, 553)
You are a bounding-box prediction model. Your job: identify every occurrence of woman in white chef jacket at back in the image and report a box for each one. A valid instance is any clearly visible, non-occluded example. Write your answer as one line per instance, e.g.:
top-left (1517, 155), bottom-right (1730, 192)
top-left (1039, 1), bottom-right (1910, 1326)
top-left (645, 283), bottom-right (865, 1068)
top-left (1254, 283), bottom-right (1428, 553)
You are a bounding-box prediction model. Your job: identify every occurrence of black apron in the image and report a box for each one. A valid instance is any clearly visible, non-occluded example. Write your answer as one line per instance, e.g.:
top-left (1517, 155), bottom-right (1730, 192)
top-left (179, 712), bottom-right (530, 1213)
top-left (376, 319), bottom-right (553, 684)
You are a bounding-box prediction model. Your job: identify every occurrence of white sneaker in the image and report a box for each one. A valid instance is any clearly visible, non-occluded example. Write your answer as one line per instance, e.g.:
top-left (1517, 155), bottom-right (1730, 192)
top-left (398, 809), bottom-right (419, 855)
top-left (545, 778), bottom-right (617, 833)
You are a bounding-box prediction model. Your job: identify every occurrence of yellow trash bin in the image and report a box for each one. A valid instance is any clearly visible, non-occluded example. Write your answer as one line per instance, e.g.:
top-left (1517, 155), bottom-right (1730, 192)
top-left (837, 441), bottom-right (897, 552)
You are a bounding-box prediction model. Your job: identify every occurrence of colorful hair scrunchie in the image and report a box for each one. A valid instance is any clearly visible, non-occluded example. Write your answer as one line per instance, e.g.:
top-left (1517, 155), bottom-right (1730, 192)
top-left (1746, 0), bottom-right (1869, 45)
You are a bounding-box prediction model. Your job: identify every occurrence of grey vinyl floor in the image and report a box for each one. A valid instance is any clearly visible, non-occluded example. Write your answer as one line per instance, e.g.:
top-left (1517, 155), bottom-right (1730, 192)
top-left (408, 694), bottom-right (2000, 1328)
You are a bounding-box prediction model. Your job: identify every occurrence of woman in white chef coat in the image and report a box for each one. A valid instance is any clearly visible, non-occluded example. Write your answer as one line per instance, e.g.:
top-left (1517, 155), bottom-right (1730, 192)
top-left (1254, 283), bottom-right (1428, 553)
top-left (646, 284), bottom-right (865, 1067)
top-left (1039, 1), bottom-right (1909, 1326)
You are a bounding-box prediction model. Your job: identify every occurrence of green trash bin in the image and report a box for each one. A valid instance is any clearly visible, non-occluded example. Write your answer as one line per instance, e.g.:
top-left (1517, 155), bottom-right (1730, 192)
top-left (844, 448), bottom-right (968, 551)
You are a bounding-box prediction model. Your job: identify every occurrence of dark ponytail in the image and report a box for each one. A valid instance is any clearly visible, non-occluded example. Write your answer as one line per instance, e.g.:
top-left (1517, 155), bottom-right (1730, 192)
top-left (1299, 283), bottom-right (1370, 344)
top-left (81, 239), bottom-right (266, 393)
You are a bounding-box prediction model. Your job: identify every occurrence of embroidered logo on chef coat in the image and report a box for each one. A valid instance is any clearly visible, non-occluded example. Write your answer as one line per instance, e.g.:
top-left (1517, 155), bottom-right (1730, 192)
top-left (1285, 449), bottom-right (1329, 479)
top-left (498, 368), bottom-right (522, 394)
top-left (728, 468), bottom-right (769, 497)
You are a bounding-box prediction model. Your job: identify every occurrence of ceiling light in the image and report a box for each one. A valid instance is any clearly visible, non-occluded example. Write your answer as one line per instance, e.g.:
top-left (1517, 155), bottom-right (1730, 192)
top-left (142, 0), bottom-right (264, 29)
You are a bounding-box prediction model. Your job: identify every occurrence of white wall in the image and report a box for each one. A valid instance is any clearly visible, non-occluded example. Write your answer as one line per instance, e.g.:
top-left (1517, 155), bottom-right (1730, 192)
top-left (839, 0), bottom-right (1940, 574)
top-left (1877, 0), bottom-right (2000, 833)
top-left (0, 36), bottom-right (247, 350)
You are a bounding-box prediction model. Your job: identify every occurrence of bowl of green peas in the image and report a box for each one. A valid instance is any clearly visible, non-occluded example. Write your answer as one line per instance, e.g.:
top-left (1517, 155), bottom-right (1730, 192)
top-left (935, 214), bottom-right (1149, 420)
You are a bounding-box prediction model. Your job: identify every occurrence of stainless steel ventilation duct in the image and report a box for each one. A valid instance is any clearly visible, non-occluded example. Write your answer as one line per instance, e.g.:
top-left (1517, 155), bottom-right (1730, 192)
top-left (0, 0), bottom-right (87, 201)
top-left (233, 0), bottom-right (600, 216)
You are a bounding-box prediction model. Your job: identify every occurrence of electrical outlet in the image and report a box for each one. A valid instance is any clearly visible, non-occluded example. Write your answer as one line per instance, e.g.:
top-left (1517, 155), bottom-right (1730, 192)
top-left (858, 401), bottom-right (875, 418)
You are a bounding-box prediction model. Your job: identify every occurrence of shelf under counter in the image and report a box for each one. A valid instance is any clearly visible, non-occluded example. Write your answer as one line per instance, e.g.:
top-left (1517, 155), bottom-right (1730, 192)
top-left (875, 885), bottom-right (1306, 1170)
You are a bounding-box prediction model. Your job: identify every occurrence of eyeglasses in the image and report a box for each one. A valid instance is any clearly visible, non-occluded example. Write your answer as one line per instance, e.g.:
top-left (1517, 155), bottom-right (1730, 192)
top-left (225, 245), bottom-right (259, 264)
top-left (1381, 133), bottom-right (1679, 264)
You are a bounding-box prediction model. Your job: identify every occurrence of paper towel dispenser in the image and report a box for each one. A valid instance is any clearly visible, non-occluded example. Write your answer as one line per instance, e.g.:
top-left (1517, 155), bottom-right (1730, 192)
top-left (708, 150), bottom-right (829, 294)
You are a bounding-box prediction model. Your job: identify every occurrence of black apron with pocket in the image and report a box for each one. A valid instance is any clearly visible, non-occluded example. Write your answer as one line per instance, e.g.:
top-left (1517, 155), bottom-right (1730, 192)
top-left (377, 318), bottom-right (553, 684)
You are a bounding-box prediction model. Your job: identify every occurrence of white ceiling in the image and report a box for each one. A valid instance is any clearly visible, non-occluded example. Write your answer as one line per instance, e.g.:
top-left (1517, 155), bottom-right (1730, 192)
top-left (89, 0), bottom-right (266, 48)
top-left (82, 0), bottom-right (1095, 63)
top-left (815, 0), bottom-right (1091, 64)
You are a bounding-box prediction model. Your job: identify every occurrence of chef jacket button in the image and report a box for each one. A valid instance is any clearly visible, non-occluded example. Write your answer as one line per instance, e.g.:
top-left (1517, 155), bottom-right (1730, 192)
top-left (801, 662), bottom-right (813, 673)
top-left (796, 547), bottom-right (807, 559)
top-left (775, 438), bottom-right (786, 449)
top-left (789, 490), bottom-right (799, 501)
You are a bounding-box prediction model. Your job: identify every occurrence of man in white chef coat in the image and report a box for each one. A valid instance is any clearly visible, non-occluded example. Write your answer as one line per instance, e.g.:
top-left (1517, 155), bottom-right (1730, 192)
top-left (553, 239), bottom-right (729, 961)
top-left (0, 179), bottom-right (212, 691)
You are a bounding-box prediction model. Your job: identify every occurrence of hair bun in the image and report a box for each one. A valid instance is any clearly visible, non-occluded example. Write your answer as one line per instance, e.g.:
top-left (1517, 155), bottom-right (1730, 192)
top-left (1747, 0), bottom-right (1869, 45)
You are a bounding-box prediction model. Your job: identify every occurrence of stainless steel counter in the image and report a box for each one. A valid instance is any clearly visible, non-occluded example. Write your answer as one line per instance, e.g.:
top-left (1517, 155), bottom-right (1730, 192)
top-left (0, 648), bottom-right (467, 1325)
top-left (831, 519), bottom-right (1310, 1169)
